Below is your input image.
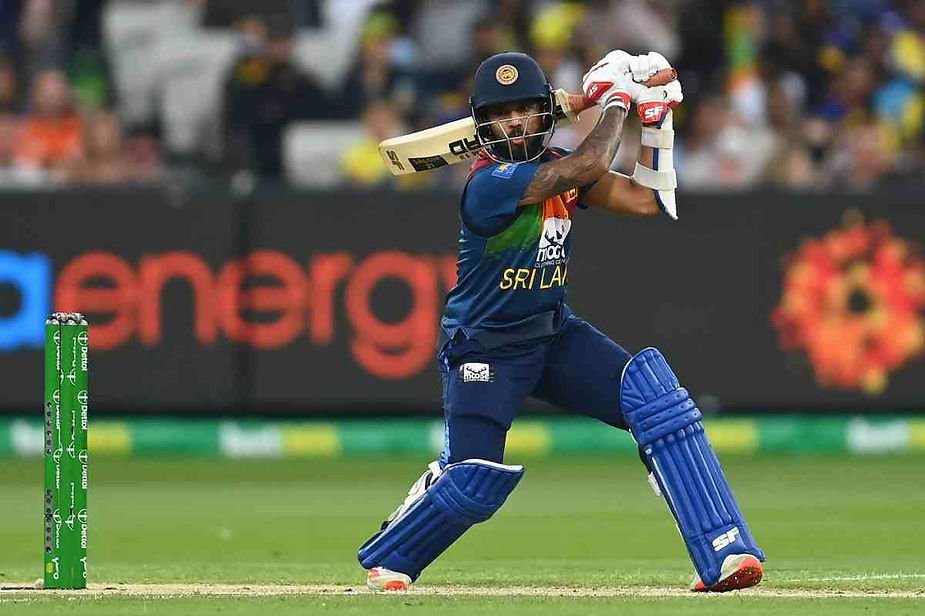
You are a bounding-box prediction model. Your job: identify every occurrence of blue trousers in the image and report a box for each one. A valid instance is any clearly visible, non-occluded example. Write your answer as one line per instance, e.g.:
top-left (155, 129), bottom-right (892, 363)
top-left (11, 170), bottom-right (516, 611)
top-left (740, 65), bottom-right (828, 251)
top-left (438, 310), bottom-right (631, 465)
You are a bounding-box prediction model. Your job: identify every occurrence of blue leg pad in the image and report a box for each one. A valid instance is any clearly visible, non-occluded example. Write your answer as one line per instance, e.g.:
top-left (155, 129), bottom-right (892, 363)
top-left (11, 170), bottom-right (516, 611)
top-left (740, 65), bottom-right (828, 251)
top-left (621, 347), bottom-right (765, 587)
top-left (358, 459), bottom-right (524, 581)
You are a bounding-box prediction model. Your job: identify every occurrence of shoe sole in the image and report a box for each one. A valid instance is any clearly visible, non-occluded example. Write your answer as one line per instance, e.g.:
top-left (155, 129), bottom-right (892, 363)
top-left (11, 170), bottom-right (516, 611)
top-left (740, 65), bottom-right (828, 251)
top-left (367, 568), bottom-right (412, 592)
top-left (692, 555), bottom-right (763, 593)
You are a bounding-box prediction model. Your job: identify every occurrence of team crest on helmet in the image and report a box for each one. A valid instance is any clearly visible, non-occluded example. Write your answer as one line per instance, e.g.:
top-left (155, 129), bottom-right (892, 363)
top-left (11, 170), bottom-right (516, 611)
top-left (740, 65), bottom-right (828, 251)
top-left (495, 64), bottom-right (519, 85)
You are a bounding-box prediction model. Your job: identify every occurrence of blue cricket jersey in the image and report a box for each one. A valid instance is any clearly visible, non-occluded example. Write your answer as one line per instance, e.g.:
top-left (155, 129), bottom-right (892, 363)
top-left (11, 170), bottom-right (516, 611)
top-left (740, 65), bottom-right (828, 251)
top-left (441, 148), bottom-right (588, 349)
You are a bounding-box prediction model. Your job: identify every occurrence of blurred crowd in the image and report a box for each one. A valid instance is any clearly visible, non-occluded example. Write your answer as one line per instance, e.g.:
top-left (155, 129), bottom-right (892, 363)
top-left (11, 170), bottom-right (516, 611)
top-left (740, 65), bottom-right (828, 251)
top-left (0, 0), bottom-right (161, 186)
top-left (0, 0), bottom-right (921, 191)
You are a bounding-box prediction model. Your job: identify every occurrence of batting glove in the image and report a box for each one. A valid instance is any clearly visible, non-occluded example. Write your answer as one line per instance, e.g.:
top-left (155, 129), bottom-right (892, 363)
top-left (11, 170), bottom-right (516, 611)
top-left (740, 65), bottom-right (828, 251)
top-left (627, 51), bottom-right (673, 84)
top-left (582, 60), bottom-right (644, 111)
top-left (635, 80), bottom-right (683, 126)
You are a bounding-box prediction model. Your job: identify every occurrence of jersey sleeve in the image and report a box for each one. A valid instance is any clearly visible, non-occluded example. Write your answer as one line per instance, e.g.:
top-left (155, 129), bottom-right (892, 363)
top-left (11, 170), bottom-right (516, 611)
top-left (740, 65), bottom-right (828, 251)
top-left (461, 161), bottom-right (541, 237)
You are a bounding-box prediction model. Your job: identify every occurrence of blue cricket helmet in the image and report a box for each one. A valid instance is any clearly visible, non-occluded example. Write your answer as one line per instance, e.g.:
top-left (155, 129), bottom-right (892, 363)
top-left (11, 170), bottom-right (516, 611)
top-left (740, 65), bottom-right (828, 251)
top-left (470, 52), bottom-right (556, 162)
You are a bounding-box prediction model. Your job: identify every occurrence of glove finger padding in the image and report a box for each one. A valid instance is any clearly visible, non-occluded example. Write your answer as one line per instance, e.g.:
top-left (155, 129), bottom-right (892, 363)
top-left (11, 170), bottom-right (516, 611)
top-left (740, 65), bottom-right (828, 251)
top-left (584, 50), bottom-right (634, 78)
top-left (629, 51), bottom-right (672, 83)
top-left (583, 50), bottom-right (654, 111)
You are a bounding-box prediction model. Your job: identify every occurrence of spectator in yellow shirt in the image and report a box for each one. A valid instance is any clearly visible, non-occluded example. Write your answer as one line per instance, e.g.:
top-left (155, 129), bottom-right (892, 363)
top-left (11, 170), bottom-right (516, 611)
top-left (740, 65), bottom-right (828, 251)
top-left (340, 101), bottom-right (431, 189)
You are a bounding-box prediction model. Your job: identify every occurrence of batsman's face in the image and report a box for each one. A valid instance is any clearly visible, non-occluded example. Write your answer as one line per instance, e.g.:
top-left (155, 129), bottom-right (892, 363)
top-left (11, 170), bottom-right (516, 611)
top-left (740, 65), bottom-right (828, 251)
top-left (485, 100), bottom-right (545, 154)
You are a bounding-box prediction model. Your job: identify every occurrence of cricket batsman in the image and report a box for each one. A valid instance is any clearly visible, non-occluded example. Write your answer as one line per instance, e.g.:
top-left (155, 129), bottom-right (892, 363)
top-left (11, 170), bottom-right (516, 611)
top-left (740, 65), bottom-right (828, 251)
top-left (358, 50), bottom-right (766, 592)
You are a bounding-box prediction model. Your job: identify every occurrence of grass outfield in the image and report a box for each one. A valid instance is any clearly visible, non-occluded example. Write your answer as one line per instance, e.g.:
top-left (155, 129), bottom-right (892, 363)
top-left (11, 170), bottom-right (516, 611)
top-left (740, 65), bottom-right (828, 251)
top-left (0, 456), bottom-right (923, 614)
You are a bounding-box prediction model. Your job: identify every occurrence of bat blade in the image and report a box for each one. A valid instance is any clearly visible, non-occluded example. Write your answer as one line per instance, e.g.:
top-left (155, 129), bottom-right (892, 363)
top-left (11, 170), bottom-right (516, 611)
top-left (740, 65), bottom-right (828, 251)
top-left (377, 90), bottom-right (591, 176)
top-left (378, 117), bottom-right (481, 176)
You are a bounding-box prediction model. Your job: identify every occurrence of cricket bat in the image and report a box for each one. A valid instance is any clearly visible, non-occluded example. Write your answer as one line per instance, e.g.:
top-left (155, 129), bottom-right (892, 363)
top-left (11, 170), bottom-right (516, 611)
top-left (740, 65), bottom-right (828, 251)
top-left (379, 68), bottom-right (677, 176)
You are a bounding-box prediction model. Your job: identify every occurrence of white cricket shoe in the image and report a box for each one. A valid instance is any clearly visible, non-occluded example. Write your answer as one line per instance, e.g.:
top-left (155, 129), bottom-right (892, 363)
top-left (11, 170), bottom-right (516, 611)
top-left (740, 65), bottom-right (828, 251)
top-left (690, 553), bottom-right (763, 592)
top-left (367, 566), bottom-right (412, 592)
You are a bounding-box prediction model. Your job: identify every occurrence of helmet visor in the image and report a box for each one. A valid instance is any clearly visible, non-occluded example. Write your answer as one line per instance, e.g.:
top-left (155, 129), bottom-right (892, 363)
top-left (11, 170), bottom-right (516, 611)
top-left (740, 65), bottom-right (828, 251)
top-left (473, 102), bottom-right (555, 163)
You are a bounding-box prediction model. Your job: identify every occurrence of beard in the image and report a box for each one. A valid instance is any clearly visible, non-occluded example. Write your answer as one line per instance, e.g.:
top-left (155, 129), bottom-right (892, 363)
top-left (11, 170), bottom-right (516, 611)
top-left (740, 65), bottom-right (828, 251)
top-left (491, 131), bottom-right (545, 162)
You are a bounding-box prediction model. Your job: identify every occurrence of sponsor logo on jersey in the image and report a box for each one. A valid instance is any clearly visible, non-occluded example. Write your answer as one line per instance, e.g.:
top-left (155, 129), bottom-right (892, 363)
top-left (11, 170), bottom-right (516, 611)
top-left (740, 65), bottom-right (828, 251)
top-left (460, 362), bottom-right (493, 383)
top-left (496, 190), bottom-right (577, 292)
top-left (535, 217), bottom-right (571, 267)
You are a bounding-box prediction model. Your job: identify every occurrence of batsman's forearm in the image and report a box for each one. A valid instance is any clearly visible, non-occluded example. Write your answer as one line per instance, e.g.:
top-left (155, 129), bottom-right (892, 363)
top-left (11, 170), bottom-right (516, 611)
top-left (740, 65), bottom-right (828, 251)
top-left (636, 141), bottom-right (655, 171)
top-left (518, 106), bottom-right (628, 204)
top-left (571, 106), bottom-right (628, 179)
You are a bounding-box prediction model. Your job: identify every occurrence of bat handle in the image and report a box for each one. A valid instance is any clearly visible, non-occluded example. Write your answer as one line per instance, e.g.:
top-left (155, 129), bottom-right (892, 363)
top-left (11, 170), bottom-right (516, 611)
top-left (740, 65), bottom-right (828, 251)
top-left (565, 93), bottom-right (594, 115)
top-left (553, 90), bottom-right (592, 123)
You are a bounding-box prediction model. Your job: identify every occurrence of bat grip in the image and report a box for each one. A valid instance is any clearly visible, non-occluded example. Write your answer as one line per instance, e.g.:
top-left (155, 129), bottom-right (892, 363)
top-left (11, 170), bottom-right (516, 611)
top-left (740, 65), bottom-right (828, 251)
top-left (553, 91), bottom-right (592, 122)
top-left (566, 93), bottom-right (594, 115)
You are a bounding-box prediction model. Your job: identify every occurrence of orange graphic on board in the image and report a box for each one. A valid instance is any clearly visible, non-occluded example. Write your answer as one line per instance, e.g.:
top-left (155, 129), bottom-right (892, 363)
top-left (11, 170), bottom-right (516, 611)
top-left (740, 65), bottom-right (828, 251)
top-left (771, 217), bottom-right (924, 394)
